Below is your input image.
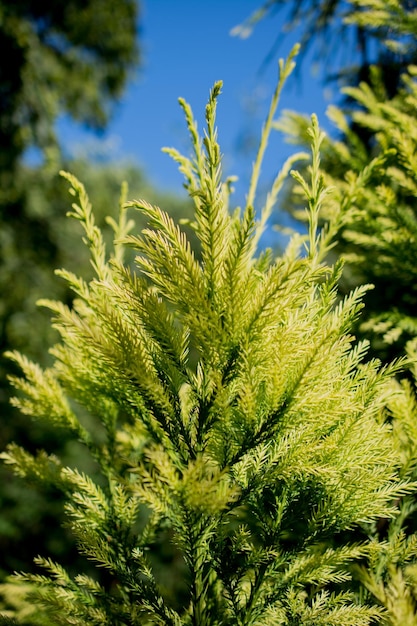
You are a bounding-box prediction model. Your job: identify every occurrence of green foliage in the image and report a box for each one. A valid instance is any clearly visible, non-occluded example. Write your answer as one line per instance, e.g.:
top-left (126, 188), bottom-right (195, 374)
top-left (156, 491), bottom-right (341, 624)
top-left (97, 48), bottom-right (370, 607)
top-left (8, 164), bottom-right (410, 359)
top-left (1, 158), bottom-right (193, 360)
top-left (262, 1), bottom-right (417, 364)
top-left (0, 157), bottom-right (194, 590)
top-left (0, 0), bottom-right (140, 585)
top-left (0, 0), bottom-right (140, 375)
top-left (261, 5), bottom-right (417, 622)
top-left (1, 48), bottom-right (413, 625)
top-left (277, 61), bottom-right (417, 360)
top-left (0, 0), bottom-right (139, 181)
top-left (346, 342), bottom-right (417, 625)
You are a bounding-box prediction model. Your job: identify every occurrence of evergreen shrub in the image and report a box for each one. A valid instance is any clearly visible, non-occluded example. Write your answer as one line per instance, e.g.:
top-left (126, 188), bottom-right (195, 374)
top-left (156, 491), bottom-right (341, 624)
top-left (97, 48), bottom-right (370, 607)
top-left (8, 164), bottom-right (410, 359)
top-left (0, 48), bottom-right (412, 625)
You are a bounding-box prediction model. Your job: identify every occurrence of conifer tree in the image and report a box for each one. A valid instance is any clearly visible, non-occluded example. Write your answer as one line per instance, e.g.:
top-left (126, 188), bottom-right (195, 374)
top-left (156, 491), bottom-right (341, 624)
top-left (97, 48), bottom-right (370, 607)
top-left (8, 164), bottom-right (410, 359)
top-left (0, 156), bottom-right (195, 592)
top-left (277, 56), bottom-right (417, 361)
top-left (263, 5), bottom-right (417, 621)
top-left (268, 0), bottom-right (417, 361)
top-left (0, 48), bottom-right (411, 625)
top-left (335, 337), bottom-right (417, 626)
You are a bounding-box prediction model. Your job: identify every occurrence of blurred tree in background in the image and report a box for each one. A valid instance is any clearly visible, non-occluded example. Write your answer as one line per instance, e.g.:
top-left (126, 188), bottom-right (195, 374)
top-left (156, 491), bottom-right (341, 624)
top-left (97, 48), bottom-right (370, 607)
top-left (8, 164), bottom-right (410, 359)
top-left (0, 0), bottom-right (139, 189)
top-left (277, 64), bottom-right (417, 363)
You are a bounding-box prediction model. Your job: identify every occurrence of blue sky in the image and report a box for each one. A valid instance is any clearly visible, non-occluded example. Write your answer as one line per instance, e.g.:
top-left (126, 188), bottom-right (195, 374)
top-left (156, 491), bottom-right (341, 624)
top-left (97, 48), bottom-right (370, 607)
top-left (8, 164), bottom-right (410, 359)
top-left (59, 0), bottom-right (336, 206)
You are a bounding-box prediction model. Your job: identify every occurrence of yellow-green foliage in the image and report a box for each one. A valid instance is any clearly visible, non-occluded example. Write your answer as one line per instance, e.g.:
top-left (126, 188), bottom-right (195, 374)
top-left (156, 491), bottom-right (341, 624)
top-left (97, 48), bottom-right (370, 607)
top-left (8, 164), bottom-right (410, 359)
top-left (0, 48), bottom-right (412, 625)
top-left (266, 5), bottom-right (417, 621)
top-left (278, 59), bottom-right (417, 358)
